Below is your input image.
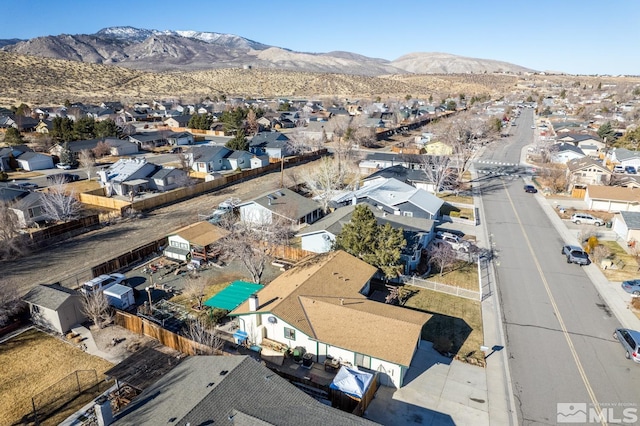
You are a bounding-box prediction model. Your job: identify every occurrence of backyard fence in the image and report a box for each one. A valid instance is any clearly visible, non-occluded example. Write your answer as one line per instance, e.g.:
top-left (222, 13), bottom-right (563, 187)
top-left (400, 275), bottom-right (481, 301)
top-left (25, 214), bottom-right (100, 247)
top-left (91, 237), bottom-right (167, 277)
top-left (30, 369), bottom-right (104, 425)
top-left (114, 310), bottom-right (218, 356)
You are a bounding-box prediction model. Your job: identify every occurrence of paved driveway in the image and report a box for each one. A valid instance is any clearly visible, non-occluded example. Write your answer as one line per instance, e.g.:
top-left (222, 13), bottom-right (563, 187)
top-left (364, 342), bottom-right (489, 426)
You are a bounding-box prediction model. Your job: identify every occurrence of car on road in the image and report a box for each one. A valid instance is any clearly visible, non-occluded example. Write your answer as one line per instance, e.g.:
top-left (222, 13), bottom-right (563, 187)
top-left (570, 213), bottom-right (604, 226)
top-left (614, 165), bottom-right (625, 173)
top-left (434, 231), bottom-right (470, 252)
top-left (524, 184), bottom-right (537, 193)
top-left (613, 328), bottom-right (640, 362)
top-left (562, 245), bottom-right (590, 265)
top-left (625, 166), bottom-right (637, 174)
top-left (531, 125), bottom-right (536, 129)
top-left (169, 147), bottom-right (183, 154)
top-left (56, 163), bottom-right (72, 170)
top-left (47, 173), bottom-right (80, 183)
top-left (621, 279), bottom-right (640, 295)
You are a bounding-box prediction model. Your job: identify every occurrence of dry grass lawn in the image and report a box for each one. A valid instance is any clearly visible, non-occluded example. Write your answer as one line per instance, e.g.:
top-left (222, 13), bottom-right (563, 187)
top-left (0, 328), bottom-right (114, 426)
top-left (598, 240), bottom-right (640, 282)
top-left (437, 192), bottom-right (474, 205)
top-left (425, 260), bottom-right (479, 291)
top-left (403, 287), bottom-right (484, 365)
top-left (5, 170), bottom-right (44, 180)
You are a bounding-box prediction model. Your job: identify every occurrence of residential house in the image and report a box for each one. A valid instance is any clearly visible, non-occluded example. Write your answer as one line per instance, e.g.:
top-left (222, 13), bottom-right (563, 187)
top-left (358, 152), bottom-right (425, 175)
top-left (50, 138), bottom-right (138, 160)
top-left (35, 120), bottom-right (53, 134)
top-left (256, 116), bottom-right (272, 130)
top-left (549, 142), bottom-right (585, 163)
top-left (22, 284), bottom-right (86, 334)
top-left (148, 167), bottom-right (187, 192)
top-left (556, 134), bottom-right (605, 154)
top-left (332, 177), bottom-right (444, 220)
top-left (15, 152), bottom-right (54, 171)
top-left (584, 185), bottom-right (640, 212)
top-left (188, 145), bottom-right (233, 173)
top-left (608, 148), bottom-right (640, 170)
top-left (10, 192), bottom-right (47, 227)
top-left (612, 211), bottom-right (640, 244)
top-left (566, 157), bottom-right (611, 192)
top-left (250, 155), bottom-right (270, 169)
top-left (231, 250), bottom-right (430, 388)
top-left (0, 145), bottom-right (30, 171)
top-left (129, 132), bottom-right (170, 149)
top-left (0, 114), bottom-right (39, 131)
top-left (238, 188), bottom-right (322, 227)
top-left (111, 355), bottom-right (377, 426)
top-left (0, 186), bottom-right (30, 204)
top-left (300, 121), bottom-right (333, 142)
top-left (163, 115), bottom-right (192, 129)
top-left (165, 131), bottom-right (195, 146)
top-left (362, 164), bottom-right (439, 193)
top-left (97, 158), bottom-right (159, 197)
top-left (249, 132), bottom-right (292, 159)
top-left (296, 204), bottom-right (435, 273)
top-left (226, 150), bottom-right (254, 170)
top-left (164, 221), bottom-right (229, 262)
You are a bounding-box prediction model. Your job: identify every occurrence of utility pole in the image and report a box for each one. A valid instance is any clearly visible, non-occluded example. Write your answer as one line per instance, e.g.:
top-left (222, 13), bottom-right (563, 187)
top-left (280, 156), bottom-right (284, 188)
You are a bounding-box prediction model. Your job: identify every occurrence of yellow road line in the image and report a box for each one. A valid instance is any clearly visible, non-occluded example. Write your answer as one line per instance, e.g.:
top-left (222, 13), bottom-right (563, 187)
top-left (503, 181), bottom-right (605, 425)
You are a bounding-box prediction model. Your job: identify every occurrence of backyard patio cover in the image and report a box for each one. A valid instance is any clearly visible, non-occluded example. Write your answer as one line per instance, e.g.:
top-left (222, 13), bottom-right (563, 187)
top-left (329, 366), bottom-right (374, 400)
top-left (204, 281), bottom-right (264, 311)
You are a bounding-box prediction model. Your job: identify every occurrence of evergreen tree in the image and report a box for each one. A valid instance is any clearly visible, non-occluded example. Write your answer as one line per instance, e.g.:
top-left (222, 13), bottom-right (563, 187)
top-left (597, 121), bottom-right (616, 145)
top-left (225, 129), bottom-right (248, 151)
top-left (95, 119), bottom-right (119, 138)
top-left (4, 127), bottom-right (24, 145)
top-left (59, 141), bottom-right (75, 166)
top-left (74, 117), bottom-right (95, 140)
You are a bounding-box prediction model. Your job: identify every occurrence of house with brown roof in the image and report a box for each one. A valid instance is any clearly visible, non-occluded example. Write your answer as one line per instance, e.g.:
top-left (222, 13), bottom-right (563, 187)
top-left (163, 221), bottom-right (229, 262)
top-left (230, 250), bottom-right (430, 388)
top-left (566, 157), bottom-right (611, 193)
top-left (584, 185), bottom-right (640, 212)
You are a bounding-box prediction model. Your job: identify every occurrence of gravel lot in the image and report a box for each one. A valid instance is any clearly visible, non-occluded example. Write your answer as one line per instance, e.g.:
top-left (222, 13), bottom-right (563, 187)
top-left (3, 160), bottom-right (318, 296)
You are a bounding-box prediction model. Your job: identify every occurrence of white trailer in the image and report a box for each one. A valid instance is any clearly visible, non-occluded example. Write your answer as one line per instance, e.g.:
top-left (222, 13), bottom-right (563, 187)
top-left (103, 284), bottom-right (136, 310)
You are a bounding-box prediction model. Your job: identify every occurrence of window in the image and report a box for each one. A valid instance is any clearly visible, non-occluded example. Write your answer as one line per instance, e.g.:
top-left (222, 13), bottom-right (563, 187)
top-left (32, 305), bottom-right (40, 314)
top-left (284, 327), bottom-right (295, 340)
top-left (403, 211), bottom-right (413, 217)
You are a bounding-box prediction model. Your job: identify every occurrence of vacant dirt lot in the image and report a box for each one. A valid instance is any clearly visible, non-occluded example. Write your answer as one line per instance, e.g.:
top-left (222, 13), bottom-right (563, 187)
top-left (3, 160), bottom-right (318, 296)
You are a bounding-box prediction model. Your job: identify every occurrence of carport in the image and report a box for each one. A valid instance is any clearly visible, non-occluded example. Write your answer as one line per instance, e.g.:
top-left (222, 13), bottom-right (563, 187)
top-left (204, 281), bottom-right (264, 311)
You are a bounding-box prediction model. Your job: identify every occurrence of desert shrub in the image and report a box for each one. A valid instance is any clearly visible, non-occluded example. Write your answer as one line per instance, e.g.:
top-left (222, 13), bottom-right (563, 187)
top-left (591, 245), bottom-right (611, 264)
top-left (584, 236), bottom-right (599, 254)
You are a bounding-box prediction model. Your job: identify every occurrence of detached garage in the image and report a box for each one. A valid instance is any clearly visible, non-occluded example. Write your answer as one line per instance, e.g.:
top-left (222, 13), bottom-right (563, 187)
top-left (15, 152), bottom-right (54, 171)
top-left (584, 185), bottom-right (640, 212)
top-left (612, 211), bottom-right (640, 244)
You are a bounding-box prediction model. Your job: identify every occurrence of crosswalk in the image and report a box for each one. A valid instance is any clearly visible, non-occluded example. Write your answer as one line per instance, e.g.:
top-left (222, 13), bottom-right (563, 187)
top-left (475, 161), bottom-right (520, 167)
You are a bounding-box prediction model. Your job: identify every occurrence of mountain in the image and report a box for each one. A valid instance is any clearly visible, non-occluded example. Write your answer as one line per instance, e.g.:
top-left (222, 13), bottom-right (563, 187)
top-left (391, 52), bottom-right (533, 74)
top-left (1, 26), bottom-right (534, 76)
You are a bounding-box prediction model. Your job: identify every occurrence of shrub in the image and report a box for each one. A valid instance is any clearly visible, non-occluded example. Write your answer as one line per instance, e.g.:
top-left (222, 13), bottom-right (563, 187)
top-left (0, 171), bottom-right (7, 181)
top-left (584, 236), bottom-right (599, 254)
top-left (449, 211), bottom-right (461, 218)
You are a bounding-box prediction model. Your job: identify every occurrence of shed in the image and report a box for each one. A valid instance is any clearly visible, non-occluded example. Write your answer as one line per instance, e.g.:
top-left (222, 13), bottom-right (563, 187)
top-left (204, 281), bottom-right (264, 311)
top-left (22, 284), bottom-right (86, 334)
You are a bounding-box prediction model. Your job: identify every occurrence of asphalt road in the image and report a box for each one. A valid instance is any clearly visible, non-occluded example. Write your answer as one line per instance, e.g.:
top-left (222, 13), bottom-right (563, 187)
top-left (478, 108), bottom-right (640, 425)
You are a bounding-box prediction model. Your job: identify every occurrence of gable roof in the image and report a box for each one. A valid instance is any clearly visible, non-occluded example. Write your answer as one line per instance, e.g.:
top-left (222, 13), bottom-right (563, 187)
top-left (566, 157), bottom-right (610, 173)
top-left (22, 283), bottom-right (79, 310)
top-left (586, 185), bottom-right (640, 203)
top-left (104, 158), bottom-right (157, 183)
top-left (364, 164), bottom-right (439, 184)
top-left (189, 145), bottom-right (232, 162)
top-left (557, 133), bottom-right (601, 143)
top-left (114, 355), bottom-right (377, 426)
top-left (249, 132), bottom-right (290, 148)
top-left (246, 188), bottom-right (320, 221)
top-left (231, 251), bottom-right (428, 367)
top-left (551, 143), bottom-right (585, 155)
top-left (619, 211), bottom-right (640, 230)
top-left (612, 148), bottom-right (640, 161)
top-left (15, 151), bottom-right (49, 161)
top-left (353, 178), bottom-right (444, 216)
top-left (170, 221), bottom-right (229, 247)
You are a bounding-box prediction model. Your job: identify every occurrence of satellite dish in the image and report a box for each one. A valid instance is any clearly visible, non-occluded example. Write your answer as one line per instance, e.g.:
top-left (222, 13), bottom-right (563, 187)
top-left (267, 316), bottom-right (277, 324)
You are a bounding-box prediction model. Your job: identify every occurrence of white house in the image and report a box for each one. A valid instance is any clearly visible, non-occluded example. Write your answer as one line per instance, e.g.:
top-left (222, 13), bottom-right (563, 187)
top-left (584, 185), bottom-right (640, 212)
top-left (238, 188), bottom-right (322, 228)
top-left (230, 250), bottom-right (430, 388)
top-left (612, 211), bottom-right (640, 244)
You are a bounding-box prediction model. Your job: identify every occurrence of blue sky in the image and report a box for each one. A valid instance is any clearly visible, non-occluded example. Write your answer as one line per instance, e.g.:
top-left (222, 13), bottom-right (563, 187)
top-left (2, 0), bottom-right (638, 75)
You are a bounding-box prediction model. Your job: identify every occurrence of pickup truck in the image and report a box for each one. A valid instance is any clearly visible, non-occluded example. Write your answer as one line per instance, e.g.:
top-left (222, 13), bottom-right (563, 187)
top-left (562, 245), bottom-right (590, 266)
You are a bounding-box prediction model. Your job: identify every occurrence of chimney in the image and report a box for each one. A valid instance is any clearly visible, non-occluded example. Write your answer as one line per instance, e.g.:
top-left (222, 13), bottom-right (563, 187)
top-left (94, 396), bottom-right (113, 426)
top-left (249, 294), bottom-right (259, 311)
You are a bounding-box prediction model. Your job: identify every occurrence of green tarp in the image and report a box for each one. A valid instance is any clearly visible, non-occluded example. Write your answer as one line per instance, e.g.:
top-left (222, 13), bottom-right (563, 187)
top-left (203, 280), bottom-right (264, 311)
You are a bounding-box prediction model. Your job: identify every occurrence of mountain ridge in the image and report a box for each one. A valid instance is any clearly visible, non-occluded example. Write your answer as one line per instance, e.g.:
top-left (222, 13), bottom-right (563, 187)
top-left (1, 26), bottom-right (535, 76)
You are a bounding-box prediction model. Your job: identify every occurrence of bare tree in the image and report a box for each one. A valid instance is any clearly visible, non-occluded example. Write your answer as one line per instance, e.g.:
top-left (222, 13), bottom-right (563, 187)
top-left (421, 155), bottom-right (455, 193)
top-left (41, 178), bottom-right (82, 222)
top-left (82, 291), bottom-right (112, 329)
top-left (0, 200), bottom-right (26, 260)
top-left (429, 243), bottom-right (457, 276)
top-left (591, 245), bottom-right (611, 266)
top-left (78, 149), bottom-right (96, 181)
top-left (183, 276), bottom-right (208, 310)
top-left (246, 108), bottom-right (259, 136)
top-left (184, 317), bottom-right (224, 355)
top-left (0, 278), bottom-right (25, 327)
top-left (92, 140), bottom-right (112, 158)
top-left (299, 156), bottom-right (357, 213)
top-left (349, 114), bottom-right (377, 148)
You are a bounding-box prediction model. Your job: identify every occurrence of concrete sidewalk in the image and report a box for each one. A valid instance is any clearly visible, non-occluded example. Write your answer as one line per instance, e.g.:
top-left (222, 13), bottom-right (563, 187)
top-left (71, 325), bottom-right (124, 364)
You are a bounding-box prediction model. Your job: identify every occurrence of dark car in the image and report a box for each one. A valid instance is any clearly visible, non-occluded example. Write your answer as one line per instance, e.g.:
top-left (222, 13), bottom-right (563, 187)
top-left (524, 184), bottom-right (537, 193)
top-left (562, 245), bottom-right (590, 265)
top-left (47, 173), bottom-right (80, 183)
top-left (169, 147), bottom-right (183, 154)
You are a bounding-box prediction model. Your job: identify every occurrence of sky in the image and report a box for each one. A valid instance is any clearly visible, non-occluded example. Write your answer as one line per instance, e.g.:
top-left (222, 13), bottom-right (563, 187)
top-left (2, 0), bottom-right (639, 75)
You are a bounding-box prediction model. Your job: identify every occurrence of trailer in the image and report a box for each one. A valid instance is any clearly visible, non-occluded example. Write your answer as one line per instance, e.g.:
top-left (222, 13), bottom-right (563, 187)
top-left (103, 284), bottom-right (136, 310)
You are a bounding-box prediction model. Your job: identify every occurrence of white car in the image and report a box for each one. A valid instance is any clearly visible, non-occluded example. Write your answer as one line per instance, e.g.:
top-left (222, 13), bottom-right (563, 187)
top-left (56, 163), bottom-right (72, 170)
top-left (434, 231), bottom-right (470, 252)
top-left (571, 213), bottom-right (604, 226)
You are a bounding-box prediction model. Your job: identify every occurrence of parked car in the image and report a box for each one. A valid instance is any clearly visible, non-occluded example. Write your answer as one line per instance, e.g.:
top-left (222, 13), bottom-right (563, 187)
top-left (614, 165), bottom-right (625, 173)
top-left (571, 213), bottom-right (604, 226)
top-left (613, 328), bottom-right (640, 362)
top-left (56, 163), bottom-right (72, 170)
top-left (47, 173), bottom-right (80, 183)
top-left (169, 147), bottom-right (183, 154)
top-left (562, 245), bottom-right (590, 265)
top-left (626, 166), bottom-right (637, 174)
top-left (81, 273), bottom-right (127, 295)
top-left (524, 184), bottom-right (537, 193)
top-left (434, 231), bottom-right (470, 252)
top-left (621, 279), bottom-right (640, 295)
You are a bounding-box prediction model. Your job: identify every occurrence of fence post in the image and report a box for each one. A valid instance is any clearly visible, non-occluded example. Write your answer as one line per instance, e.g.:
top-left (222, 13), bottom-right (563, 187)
top-left (478, 256), bottom-right (482, 301)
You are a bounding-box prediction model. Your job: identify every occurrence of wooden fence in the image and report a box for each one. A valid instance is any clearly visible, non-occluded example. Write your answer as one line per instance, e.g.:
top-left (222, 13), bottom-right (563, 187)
top-left (269, 244), bottom-right (314, 262)
top-left (26, 215), bottom-right (100, 246)
top-left (91, 238), bottom-right (167, 277)
top-left (114, 310), bottom-right (214, 356)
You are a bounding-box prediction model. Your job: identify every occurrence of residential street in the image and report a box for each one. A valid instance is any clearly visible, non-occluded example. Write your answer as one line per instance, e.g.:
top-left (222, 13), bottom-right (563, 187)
top-left (3, 161), bottom-right (315, 295)
top-left (478, 108), bottom-right (640, 425)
